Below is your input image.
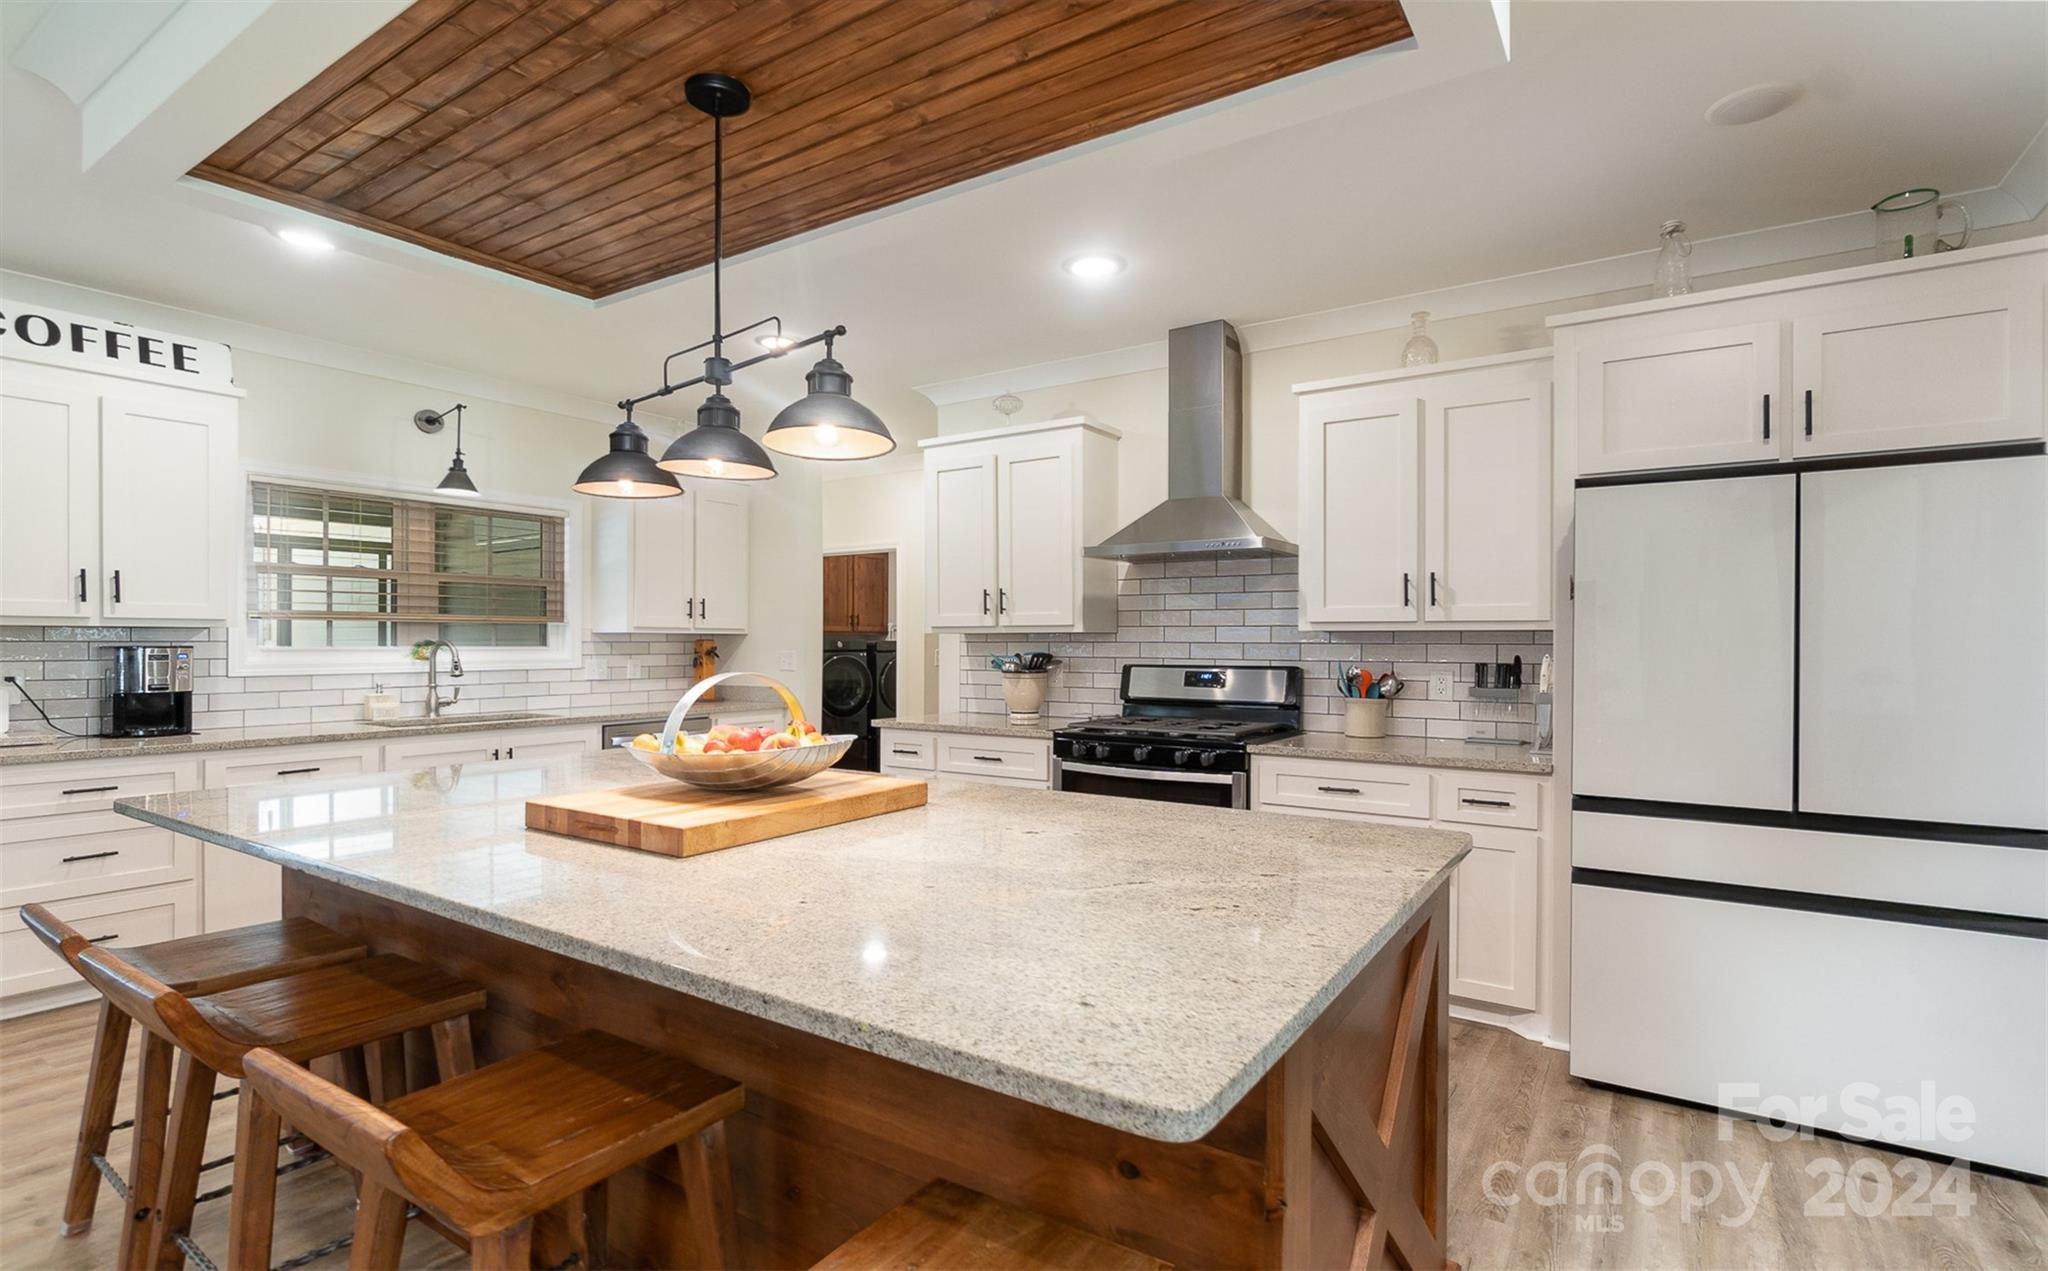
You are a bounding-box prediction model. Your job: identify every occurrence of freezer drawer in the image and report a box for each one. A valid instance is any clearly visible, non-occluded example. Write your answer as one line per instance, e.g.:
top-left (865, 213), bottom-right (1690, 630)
top-left (1571, 879), bottom-right (2047, 1174)
top-left (1799, 454), bottom-right (2047, 830)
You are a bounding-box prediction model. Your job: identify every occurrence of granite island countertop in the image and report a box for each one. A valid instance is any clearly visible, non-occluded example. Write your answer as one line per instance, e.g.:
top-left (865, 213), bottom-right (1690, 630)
top-left (117, 750), bottom-right (1468, 1141)
top-left (0, 699), bottom-right (783, 767)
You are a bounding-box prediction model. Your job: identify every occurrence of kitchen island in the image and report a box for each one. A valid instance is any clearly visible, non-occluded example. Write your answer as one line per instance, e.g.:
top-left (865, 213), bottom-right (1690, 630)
top-left (118, 751), bottom-right (1469, 1269)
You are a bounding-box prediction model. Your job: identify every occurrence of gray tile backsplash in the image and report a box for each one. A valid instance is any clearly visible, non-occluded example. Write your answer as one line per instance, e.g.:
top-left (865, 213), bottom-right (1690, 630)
top-left (959, 559), bottom-right (1551, 741)
top-left (0, 624), bottom-right (702, 735)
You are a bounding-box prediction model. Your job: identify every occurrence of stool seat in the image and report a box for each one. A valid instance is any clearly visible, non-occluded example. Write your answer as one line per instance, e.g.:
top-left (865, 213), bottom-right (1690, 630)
top-left (187, 952), bottom-right (486, 1068)
top-left (816, 1180), bottom-right (1170, 1270)
top-left (120, 917), bottom-right (366, 995)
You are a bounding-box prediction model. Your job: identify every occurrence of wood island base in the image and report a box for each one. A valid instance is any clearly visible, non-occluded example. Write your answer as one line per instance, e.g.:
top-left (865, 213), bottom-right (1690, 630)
top-left (288, 873), bottom-right (1450, 1269)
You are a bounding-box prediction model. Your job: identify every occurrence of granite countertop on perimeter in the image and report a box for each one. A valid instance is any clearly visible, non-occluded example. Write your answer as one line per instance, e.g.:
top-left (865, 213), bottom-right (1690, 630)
top-left (1250, 733), bottom-right (1554, 776)
top-left (116, 751), bottom-right (1468, 1142)
top-left (0, 699), bottom-right (784, 768)
top-left (872, 713), bottom-right (1060, 740)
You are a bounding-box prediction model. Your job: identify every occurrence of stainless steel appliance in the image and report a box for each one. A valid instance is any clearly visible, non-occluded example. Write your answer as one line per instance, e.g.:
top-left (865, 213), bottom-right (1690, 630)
top-left (1053, 664), bottom-right (1302, 808)
top-left (104, 645), bottom-right (193, 738)
top-left (600, 713), bottom-right (710, 749)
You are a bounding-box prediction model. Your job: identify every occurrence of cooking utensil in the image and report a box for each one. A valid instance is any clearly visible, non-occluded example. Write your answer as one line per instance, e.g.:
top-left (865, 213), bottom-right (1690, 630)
top-left (1375, 670), bottom-right (1403, 699)
top-left (632, 672), bottom-right (854, 791)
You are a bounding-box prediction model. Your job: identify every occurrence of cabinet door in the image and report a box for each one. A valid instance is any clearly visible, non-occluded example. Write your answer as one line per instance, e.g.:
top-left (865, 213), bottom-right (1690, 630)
top-left (926, 450), bottom-right (997, 627)
top-left (381, 736), bottom-right (502, 769)
top-left (996, 436), bottom-right (1076, 628)
top-left (1573, 475), bottom-right (1796, 810)
top-left (1424, 382), bottom-right (1552, 622)
top-left (100, 394), bottom-right (237, 621)
top-left (626, 498), bottom-right (694, 630)
top-left (0, 377), bottom-right (99, 618)
top-left (821, 555), bottom-right (854, 631)
top-left (1448, 826), bottom-right (1540, 1010)
top-left (1575, 322), bottom-right (1785, 473)
top-left (691, 482), bottom-right (749, 632)
top-left (852, 552), bottom-right (889, 633)
top-left (1299, 393), bottom-right (1419, 623)
top-left (1792, 275), bottom-right (2044, 456)
top-left (501, 727), bottom-right (595, 761)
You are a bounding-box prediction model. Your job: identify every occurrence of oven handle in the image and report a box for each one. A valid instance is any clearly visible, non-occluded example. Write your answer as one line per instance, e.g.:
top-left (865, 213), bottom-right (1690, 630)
top-left (1056, 759), bottom-right (1238, 786)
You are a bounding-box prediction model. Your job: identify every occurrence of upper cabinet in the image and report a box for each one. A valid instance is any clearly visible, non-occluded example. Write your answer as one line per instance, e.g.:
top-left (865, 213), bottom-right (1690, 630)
top-left (1557, 239), bottom-right (2044, 476)
top-left (1296, 352), bottom-right (1553, 630)
top-left (823, 551), bottom-right (889, 634)
top-left (590, 478), bottom-right (749, 634)
top-left (922, 417), bottom-right (1119, 633)
top-left (0, 367), bottom-right (239, 623)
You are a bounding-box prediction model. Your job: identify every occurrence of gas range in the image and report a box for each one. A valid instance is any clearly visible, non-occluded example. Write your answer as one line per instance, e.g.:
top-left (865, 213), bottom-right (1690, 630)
top-left (1053, 665), bottom-right (1302, 807)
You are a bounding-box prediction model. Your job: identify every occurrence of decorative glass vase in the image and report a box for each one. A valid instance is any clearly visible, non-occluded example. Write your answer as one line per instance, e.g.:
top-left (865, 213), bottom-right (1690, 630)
top-left (1652, 220), bottom-right (1694, 297)
top-left (1400, 311), bottom-right (1438, 367)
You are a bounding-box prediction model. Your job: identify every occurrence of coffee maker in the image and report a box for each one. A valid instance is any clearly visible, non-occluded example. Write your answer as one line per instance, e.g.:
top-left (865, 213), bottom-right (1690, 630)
top-left (105, 645), bottom-right (194, 737)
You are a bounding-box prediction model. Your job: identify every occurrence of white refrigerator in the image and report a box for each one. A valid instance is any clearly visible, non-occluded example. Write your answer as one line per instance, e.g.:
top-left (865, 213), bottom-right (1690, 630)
top-left (1570, 450), bottom-right (2048, 1175)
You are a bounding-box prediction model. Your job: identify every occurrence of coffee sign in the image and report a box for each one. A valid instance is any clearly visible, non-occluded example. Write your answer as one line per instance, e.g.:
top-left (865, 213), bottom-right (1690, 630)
top-left (0, 298), bottom-right (234, 391)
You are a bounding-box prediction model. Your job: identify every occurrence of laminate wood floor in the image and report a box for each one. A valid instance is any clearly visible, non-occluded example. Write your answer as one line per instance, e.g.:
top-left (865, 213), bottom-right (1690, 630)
top-left (2, 1005), bottom-right (2041, 1268)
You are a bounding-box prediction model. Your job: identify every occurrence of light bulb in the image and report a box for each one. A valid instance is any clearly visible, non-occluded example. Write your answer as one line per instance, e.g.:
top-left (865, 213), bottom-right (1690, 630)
top-left (814, 424), bottom-right (840, 449)
top-left (1062, 253), bottom-right (1125, 281)
top-left (275, 227), bottom-right (336, 254)
top-left (757, 333), bottom-right (796, 352)
top-left (707, 457), bottom-right (726, 476)
top-left (614, 479), bottom-right (631, 495)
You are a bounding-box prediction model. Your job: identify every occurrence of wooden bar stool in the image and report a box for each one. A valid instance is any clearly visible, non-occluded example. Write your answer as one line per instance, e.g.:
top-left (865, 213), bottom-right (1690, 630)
top-left (66, 936), bottom-right (484, 1271)
top-left (238, 1029), bottom-right (745, 1270)
top-left (815, 1181), bottom-right (1170, 1270)
top-left (17, 903), bottom-right (367, 1242)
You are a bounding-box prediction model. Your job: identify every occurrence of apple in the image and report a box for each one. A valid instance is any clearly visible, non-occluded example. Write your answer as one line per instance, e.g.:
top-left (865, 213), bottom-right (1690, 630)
top-left (703, 738), bottom-right (731, 754)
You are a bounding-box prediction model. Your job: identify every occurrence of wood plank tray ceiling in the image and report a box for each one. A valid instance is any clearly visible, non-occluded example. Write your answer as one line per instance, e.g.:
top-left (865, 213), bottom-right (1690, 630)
top-left (192, 0), bottom-right (1411, 298)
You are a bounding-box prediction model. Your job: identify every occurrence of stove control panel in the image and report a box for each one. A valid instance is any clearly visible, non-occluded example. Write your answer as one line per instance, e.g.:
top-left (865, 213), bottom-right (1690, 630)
top-left (1054, 735), bottom-right (1251, 773)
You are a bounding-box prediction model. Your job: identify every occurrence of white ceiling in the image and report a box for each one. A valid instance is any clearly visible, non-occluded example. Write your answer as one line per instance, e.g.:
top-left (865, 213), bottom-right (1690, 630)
top-left (2, 0), bottom-right (2043, 440)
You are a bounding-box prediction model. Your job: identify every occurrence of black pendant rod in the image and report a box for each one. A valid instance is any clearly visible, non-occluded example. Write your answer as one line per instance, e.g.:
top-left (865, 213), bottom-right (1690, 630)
top-left (618, 324), bottom-right (844, 412)
top-left (711, 109), bottom-right (723, 365)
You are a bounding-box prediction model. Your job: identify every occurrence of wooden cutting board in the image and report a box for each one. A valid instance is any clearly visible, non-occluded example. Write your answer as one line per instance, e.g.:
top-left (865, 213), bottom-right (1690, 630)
top-left (526, 769), bottom-right (929, 857)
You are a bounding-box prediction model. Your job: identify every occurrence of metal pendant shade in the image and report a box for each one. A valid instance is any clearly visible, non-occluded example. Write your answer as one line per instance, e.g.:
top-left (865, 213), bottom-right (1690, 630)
top-left (762, 354), bottom-right (894, 460)
top-left (658, 393), bottom-right (777, 481)
top-left (418, 404), bottom-right (482, 497)
top-left (435, 454), bottom-right (481, 497)
top-left (573, 416), bottom-right (682, 498)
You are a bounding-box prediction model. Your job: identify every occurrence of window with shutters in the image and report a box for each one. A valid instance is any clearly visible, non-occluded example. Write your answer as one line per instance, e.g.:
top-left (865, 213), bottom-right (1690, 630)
top-left (244, 479), bottom-right (569, 658)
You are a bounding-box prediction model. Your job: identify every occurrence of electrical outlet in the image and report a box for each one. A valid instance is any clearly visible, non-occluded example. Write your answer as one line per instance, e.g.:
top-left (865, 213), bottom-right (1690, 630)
top-left (1429, 672), bottom-right (1454, 702)
top-left (778, 649), bottom-right (797, 671)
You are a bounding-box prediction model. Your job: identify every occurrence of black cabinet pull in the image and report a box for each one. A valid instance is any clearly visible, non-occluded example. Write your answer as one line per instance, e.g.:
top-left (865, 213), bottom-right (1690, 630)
top-left (76, 568), bottom-right (87, 603)
top-left (1461, 797), bottom-right (1514, 808)
top-left (998, 588), bottom-right (1007, 614)
top-left (111, 569), bottom-right (121, 603)
top-left (687, 597), bottom-right (695, 619)
top-left (1402, 572), bottom-right (1411, 607)
top-left (1429, 571), bottom-right (1439, 607)
top-left (1762, 394), bottom-right (1771, 441)
top-left (491, 748), bottom-right (501, 761)
top-left (699, 597), bottom-right (707, 621)
top-left (505, 747), bottom-right (515, 759)
top-left (1804, 388), bottom-right (1814, 437)
top-left (61, 785), bottom-right (119, 796)
top-left (891, 748), bottom-right (919, 757)
top-left (1317, 785), bottom-right (1361, 795)
top-left (87, 933), bottom-right (120, 944)
top-left (971, 754), bottom-right (1004, 762)
top-left (275, 766), bottom-right (321, 776)
top-left (982, 588), bottom-right (991, 615)
top-left (62, 850), bottom-right (120, 863)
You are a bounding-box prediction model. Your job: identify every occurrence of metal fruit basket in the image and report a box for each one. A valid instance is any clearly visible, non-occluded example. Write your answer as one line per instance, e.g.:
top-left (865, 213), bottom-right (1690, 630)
top-left (624, 671), bottom-right (854, 791)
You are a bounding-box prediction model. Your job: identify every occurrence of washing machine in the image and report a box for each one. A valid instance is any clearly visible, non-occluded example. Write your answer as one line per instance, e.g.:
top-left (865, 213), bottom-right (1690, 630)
top-left (822, 634), bottom-right (877, 770)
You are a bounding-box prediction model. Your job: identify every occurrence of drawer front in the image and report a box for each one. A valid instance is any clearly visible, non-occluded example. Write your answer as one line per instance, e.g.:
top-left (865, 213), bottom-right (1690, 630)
top-left (204, 746), bottom-right (377, 789)
top-left (937, 735), bottom-right (1050, 783)
top-left (0, 882), bottom-right (197, 998)
top-left (1434, 773), bottom-right (1542, 830)
top-left (0, 816), bottom-right (193, 906)
top-left (382, 737), bottom-right (501, 770)
top-left (1, 760), bottom-right (192, 819)
top-left (877, 731), bottom-right (936, 771)
top-left (1254, 757), bottom-right (1431, 820)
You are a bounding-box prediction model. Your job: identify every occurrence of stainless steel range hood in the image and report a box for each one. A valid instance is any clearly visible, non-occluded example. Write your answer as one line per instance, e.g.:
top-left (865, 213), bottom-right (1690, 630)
top-left (1085, 320), bottom-right (1297, 562)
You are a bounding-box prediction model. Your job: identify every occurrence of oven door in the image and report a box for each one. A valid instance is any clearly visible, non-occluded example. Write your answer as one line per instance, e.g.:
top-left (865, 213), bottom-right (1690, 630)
top-left (1054, 758), bottom-right (1246, 809)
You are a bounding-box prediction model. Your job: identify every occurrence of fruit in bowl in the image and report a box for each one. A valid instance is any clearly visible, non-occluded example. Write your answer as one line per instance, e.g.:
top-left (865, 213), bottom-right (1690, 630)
top-left (632, 720), bottom-right (833, 757)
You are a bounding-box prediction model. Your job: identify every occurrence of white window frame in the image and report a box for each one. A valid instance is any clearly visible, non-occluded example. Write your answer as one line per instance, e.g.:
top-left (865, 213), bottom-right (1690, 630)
top-left (229, 464), bottom-right (586, 677)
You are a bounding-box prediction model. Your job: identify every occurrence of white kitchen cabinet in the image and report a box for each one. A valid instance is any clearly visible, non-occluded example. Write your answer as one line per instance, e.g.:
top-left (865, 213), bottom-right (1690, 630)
top-left (0, 882), bottom-right (197, 1014)
top-left (922, 418), bottom-right (1118, 634)
top-left (0, 366), bottom-right (239, 623)
top-left (0, 374), bottom-right (99, 619)
top-left (499, 725), bottom-right (596, 762)
top-left (199, 742), bottom-right (380, 931)
top-left (1295, 352), bottom-right (1552, 630)
top-left (1571, 322), bottom-right (1785, 474)
top-left (1791, 270), bottom-right (2043, 457)
top-left (590, 479), bottom-right (748, 634)
top-left (1447, 825), bottom-right (1540, 1010)
top-left (382, 723), bottom-right (595, 771)
top-left (934, 732), bottom-right (1050, 785)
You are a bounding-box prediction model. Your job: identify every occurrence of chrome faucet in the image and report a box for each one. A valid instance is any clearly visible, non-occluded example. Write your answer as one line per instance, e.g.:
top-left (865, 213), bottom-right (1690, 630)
top-left (422, 640), bottom-right (464, 719)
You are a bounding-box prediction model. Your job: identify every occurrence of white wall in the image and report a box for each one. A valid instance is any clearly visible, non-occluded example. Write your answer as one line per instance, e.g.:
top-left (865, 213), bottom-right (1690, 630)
top-left (821, 465), bottom-right (932, 717)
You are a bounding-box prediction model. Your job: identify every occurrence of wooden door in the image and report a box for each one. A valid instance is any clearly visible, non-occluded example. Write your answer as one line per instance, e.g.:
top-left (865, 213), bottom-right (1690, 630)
top-left (925, 450), bottom-right (997, 628)
top-left (1423, 380), bottom-right (1552, 623)
top-left (1792, 273), bottom-right (2043, 457)
top-left (821, 555), bottom-right (855, 631)
top-left (690, 482), bottom-right (749, 632)
top-left (1574, 321), bottom-right (1786, 473)
top-left (99, 392), bottom-right (237, 622)
top-left (0, 375), bottom-right (99, 619)
top-left (995, 435), bottom-right (1077, 629)
top-left (851, 553), bottom-right (889, 633)
top-left (1298, 391), bottom-right (1420, 624)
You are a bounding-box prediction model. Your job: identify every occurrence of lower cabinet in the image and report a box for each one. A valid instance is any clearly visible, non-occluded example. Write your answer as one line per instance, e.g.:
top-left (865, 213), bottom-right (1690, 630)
top-left (878, 728), bottom-right (1051, 789)
top-left (1252, 754), bottom-right (1545, 1013)
top-left (200, 742), bottom-right (380, 932)
top-left (0, 882), bottom-right (199, 1009)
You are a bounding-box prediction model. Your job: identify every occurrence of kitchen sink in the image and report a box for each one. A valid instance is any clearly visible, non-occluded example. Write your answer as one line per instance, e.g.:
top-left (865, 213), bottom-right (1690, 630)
top-left (362, 711), bottom-right (559, 728)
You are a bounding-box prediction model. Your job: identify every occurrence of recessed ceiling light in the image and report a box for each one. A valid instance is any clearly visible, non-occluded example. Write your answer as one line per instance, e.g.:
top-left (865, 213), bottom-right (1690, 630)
top-left (275, 227), bottom-right (336, 253)
top-left (1062, 253), bottom-right (1125, 281)
top-left (1704, 82), bottom-right (1802, 127)
top-left (757, 333), bottom-right (797, 351)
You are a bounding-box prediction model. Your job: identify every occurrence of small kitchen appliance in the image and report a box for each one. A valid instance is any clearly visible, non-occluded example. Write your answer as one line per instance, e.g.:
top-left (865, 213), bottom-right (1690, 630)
top-left (104, 645), bottom-right (193, 737)
top-left (1053, 665), bottom-right (1302, 808)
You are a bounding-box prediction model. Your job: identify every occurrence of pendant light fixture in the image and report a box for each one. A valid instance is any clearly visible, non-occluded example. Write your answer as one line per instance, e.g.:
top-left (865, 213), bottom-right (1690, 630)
top-left (583, 72), bottom-right (889, 496)
top-left (415, 404), bottom-right (481, 498)
top-left (571, 405), bottom-right (682, 498)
